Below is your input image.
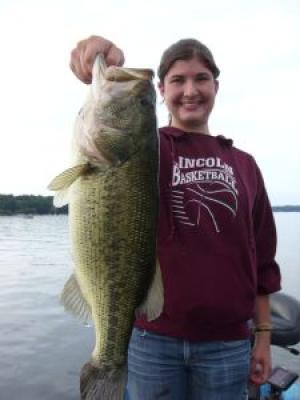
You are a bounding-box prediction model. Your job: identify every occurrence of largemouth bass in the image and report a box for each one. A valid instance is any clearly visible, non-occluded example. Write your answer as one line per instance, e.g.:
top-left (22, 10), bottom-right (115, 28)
top-left (48, 55), bottom-right (163, 400)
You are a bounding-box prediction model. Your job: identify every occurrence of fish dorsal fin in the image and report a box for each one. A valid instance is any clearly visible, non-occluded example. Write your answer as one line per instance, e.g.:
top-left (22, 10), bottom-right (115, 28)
top-left (135, 260), bottom-right (164, 321)
top-left (48, 164), bottom-right (90, 191)
top-left (60, 273), bottom-right (92, 325)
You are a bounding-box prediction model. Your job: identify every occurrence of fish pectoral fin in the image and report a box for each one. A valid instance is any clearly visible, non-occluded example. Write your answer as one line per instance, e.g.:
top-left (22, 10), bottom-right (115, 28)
top-left (47, 164), bottom-right (91, 208)
top-left (52, 187), bottom-right (70, 208)
top-left (135, 260), bottom-right (164, 321)
top-left (60, 273), bottom-right (92, 325)
top-left (48, 164), bottom-right (90, 191)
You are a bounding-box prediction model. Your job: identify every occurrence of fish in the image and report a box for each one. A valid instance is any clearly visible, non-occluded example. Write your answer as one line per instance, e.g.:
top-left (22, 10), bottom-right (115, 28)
top-left (48, 55), bottom-right (163, 400)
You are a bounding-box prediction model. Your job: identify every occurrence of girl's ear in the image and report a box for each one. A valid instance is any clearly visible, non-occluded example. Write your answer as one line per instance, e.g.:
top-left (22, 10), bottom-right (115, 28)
top-left (158, 81), bottom-right (165, 97)
top-left (214, 79), bottom-right (219, 94)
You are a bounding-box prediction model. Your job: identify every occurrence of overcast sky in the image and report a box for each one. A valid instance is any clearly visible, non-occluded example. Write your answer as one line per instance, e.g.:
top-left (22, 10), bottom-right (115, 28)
top-left (0, 0), bottom-right (299, 205)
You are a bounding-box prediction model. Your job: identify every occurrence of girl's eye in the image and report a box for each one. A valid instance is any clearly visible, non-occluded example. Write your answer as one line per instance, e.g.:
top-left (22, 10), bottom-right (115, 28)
top-left (170, 78), bottom-right (183, 84)
top-left (196, 74), bottom-right (210, 81)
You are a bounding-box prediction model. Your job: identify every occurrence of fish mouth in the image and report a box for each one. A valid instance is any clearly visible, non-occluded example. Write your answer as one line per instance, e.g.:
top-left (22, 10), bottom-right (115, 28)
top-left (105, 66), bottom-right (154, 82)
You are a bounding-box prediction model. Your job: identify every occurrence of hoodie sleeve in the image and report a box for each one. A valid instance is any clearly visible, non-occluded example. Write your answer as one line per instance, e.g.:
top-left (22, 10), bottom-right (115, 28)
top-left (252, 162), bottom-right (281, 294)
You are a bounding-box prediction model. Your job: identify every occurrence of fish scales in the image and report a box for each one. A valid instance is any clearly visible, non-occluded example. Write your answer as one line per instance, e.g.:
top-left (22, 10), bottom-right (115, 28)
top-left (71, 152), bottom-right (158, 364)
top-left (48, 55), bottom-right (163, 400)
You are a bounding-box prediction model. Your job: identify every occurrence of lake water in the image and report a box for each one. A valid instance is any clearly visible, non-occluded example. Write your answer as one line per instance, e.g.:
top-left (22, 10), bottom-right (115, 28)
top-left (0, 213), bottom-right (299, 399)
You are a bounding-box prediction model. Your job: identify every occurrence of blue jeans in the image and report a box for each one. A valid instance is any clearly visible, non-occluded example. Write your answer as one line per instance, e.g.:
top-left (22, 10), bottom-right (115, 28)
top-left (127, 328), bottom-right (250, 400)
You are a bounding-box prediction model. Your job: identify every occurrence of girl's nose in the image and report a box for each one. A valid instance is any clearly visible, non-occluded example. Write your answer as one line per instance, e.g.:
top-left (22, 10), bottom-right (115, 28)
top-left (183, 80), bottom-right (198, 96)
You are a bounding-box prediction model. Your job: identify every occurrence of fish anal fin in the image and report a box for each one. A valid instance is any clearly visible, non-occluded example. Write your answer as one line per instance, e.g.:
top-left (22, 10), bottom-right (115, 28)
top-left (60, 273), bottom-right (92, 325)
top-left (136, 260), bottom-right (164, 321)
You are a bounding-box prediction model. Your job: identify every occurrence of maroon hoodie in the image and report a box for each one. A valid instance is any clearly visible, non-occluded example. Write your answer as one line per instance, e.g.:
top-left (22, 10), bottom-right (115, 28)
top-left (135, 126), bottom-right (281, 341)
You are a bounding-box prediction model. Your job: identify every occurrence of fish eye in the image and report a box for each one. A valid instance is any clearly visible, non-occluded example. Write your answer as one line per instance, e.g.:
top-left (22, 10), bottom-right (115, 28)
top-left (140, 97), bottom-right (151, 107)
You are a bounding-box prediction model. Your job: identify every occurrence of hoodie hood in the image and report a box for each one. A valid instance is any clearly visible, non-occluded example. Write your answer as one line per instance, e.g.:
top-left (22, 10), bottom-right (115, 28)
top-left (160, 126), bottom-right (233, 147)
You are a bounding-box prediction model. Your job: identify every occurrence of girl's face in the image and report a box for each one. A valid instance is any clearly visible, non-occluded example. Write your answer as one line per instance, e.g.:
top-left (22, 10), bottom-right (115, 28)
top-left (158, 56), bottom-right (219, 134)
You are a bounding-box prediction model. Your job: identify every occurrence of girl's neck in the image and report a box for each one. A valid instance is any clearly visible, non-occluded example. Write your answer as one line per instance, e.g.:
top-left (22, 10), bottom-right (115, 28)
top-left (170, 120), bottom-right (211, 135)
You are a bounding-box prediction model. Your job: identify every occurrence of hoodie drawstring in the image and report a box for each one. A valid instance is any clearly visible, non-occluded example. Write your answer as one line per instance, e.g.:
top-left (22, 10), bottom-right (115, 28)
top-left (167, 134), bottom-right (177, 241)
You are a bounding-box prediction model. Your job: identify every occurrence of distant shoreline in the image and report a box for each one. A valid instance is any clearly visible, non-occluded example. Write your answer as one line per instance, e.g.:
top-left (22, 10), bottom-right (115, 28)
top-left (0, 194), bottom-right (299, 215)
top-left (0, 194), bottom-right (67, 216)
top-left (272, 206), bottom-right (300, 212)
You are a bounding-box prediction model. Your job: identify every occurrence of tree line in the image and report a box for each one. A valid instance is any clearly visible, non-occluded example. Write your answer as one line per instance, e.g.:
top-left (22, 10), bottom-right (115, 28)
top-left (0, 194), bottom-right (68, 215)
top-left (0, 194), bottom-right (299, 216)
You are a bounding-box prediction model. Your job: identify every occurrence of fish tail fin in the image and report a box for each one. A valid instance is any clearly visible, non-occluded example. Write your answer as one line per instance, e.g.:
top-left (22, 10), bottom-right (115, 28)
top-left (80, 362), bottom-right (127, 400)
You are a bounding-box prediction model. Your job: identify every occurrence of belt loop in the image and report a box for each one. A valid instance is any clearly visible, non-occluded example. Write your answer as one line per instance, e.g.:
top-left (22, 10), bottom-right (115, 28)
top-left (183, 340), bottom-right (190, 363)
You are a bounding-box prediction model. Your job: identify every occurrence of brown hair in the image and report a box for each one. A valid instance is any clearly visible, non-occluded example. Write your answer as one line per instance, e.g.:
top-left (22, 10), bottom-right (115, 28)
top-left (158, 38), bottom-right (220, 82)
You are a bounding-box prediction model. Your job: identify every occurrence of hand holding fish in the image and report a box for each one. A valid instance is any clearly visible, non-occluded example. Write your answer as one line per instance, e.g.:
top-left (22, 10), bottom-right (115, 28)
top-left (70, 35), bottom-right (125, 84)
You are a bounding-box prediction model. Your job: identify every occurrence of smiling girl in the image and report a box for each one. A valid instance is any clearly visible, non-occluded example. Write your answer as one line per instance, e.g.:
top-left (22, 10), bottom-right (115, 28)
top-left (70, 35), bottom-right (281, 400)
